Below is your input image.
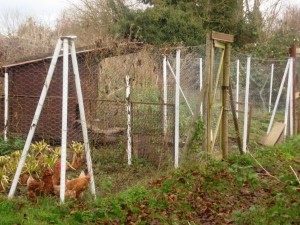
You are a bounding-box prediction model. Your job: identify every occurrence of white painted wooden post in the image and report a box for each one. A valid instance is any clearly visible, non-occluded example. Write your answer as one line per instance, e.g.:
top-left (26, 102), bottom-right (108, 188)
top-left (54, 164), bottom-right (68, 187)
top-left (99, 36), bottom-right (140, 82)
top-left (236, 59), bottom-right (240, 119)
top-left (269, 64), bottom-right (274, 113)
top-left (8, 39), bottom-right (62, 199)
top-left (267, 60), bottom-right (290, 134)
top-left (125, 76), bottom-right (132, 165)
top-left (60, 38), bottom-right (69, 203)
top-left (289, 58), bottom-right (294, 136)
top-left (284, 74), bottom-right (290, 138)
top-left (163, 56), bottom-right (168, 135)
top-left (284, 61), bottom-right (292, 138)
top-left (199, 58), bottom-right (203, 119)
top-left (242, 57), bottom-right (251, 153)
top-left (4, 70), bottom-right (8, 141)
top-left (70, 40), bottom-right (96, 198)
top-left (289, 59), bottom-right (293, 136)
top-left (174, 50), bottom-right (180, 168)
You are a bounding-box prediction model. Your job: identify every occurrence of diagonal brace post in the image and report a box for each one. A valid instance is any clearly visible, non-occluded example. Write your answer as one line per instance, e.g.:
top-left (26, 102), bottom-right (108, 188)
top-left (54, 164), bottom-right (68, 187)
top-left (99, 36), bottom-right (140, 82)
top-left (8, 39), bottom-right (63, 199)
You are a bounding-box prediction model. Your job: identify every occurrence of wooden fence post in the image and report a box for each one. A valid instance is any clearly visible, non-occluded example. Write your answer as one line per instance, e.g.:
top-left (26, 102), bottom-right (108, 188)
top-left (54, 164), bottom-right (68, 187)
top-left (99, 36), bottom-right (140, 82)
top-left (205, 35), bottom-right (213, 158)
top-left (221, 43), bottom-right (231, 159)
top-left (229, 82), bottom-right (243, 154)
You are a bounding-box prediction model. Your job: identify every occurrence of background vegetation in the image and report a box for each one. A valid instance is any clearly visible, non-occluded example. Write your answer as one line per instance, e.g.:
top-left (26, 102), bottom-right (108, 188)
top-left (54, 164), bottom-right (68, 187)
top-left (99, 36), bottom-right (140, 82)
top-left (0, 0), bottom-right (300, 65)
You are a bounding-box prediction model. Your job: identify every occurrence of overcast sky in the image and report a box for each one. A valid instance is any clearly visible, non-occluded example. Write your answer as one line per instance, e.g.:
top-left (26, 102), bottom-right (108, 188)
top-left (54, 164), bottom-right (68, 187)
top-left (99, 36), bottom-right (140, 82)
top-left (0, 0), bottom-right (81, 30)
top-left (0, 0), bottom-right (299, 19)
top-left (0, 0), bottom-right (76, 19)
top-left (0, 0), bottom-right (299, 32)
top-left (1, 0), bottom-right (299, 19)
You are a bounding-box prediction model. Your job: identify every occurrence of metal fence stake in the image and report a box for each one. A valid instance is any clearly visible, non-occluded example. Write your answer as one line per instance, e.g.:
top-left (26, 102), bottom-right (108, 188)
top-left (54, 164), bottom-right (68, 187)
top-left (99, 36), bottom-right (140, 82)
top-left (242, 56), bottom-right (251, 153)
top-left (269, 64), bottom-right (274, 113)
top-left (199, 58), bottom-right (203, 118)
top-left (4, 70), bottom-right (8, 141)
top-left (236, 59), bottom-right (239, 119)
top-left (125, 76), bottom-right (132, 165)
top-left (174, 50), bottom-right (180, 168)
top-left (163, 56), bottom-right (168, 136)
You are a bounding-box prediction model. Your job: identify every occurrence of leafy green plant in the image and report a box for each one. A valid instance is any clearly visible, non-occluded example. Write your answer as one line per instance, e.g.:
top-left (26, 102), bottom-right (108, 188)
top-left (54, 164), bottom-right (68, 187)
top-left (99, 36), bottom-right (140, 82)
top-left (191, 118), bottom-right (205, 146)
top-left (42, 154), bottom-right (58, 170)
top-left (0, 155), bottom-right (10, 168)
top-left (24, 154), bottom-right (40, 176)
top-left (70, 141), bottom-right (84, 155)
top-left (0, 168), bottom-right (9, 192)
top-left (30, 140), bottom-right (50, 155)
top-left (0, 137), bottom-right (25, 156)
top-left (69, 141), bottom-right (84, 169)
top-left (53, 147), bottom-right (61, 158)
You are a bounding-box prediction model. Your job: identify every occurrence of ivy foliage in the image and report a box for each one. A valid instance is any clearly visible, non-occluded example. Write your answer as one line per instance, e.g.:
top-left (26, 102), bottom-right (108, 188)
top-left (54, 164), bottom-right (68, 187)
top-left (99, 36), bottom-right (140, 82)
top-left (114, 0), bottom-right (250, 47)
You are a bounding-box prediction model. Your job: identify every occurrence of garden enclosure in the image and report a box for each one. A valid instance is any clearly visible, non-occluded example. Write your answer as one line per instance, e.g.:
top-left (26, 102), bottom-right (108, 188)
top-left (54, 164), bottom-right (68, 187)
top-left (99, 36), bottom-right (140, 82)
top-left (1, 40), bottom-right (300, 168)
top-left (1, 43), bottom-right (176, 168)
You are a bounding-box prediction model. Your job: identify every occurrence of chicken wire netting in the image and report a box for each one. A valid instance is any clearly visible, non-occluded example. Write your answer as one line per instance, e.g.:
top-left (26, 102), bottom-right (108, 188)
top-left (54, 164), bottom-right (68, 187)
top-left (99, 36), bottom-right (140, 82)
top-left (1, 44), bottom-right (176, 172)
top-left (0, 43), bottom-right (298, 169)
top-left (231, 52), bottom-right (290, 113)
top-left (1, 40), bottom-right (300, 199)
top-left (164, 45), bottom-right (295, 158)
top-left (230, 52), bottom-right (295, 150)
top-left (164, 45), bottom-right (207, 159)
top-left (165, 46), bottom-right (207, 112)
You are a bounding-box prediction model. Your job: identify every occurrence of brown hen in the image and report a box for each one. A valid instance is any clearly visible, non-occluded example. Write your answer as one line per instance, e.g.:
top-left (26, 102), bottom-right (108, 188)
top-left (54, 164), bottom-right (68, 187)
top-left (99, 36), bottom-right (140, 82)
top-left (27, 168), bottom-right (54, 201)
top-left (53, 171), bottom-right (91, 199)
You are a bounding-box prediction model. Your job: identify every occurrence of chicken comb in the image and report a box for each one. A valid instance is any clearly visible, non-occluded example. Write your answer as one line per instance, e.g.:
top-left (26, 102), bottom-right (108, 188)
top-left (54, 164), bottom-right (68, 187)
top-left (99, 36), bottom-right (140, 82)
top-left (44, 168), bottom-right (53, 176)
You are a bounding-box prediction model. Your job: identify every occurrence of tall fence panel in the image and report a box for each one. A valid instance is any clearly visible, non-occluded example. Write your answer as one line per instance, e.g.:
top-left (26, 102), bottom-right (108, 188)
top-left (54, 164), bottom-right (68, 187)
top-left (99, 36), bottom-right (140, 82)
top-left (3, 46), bottom-right (176, 169)
top-left (1, 44), bottom-right (297, 165)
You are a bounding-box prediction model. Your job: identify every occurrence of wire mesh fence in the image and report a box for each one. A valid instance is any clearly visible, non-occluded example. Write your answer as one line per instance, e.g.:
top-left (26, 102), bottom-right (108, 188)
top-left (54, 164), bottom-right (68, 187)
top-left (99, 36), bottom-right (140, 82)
top-left (230, 53), bottom-right (295, 150)
top-left (163, 45), bottom-right (295, 158)
top-left (0, 42), bottom-right (297, 170)
top-left (1, 44), bottom-right (176, 173)
top-left (164, 46), bottom-right (207, 130)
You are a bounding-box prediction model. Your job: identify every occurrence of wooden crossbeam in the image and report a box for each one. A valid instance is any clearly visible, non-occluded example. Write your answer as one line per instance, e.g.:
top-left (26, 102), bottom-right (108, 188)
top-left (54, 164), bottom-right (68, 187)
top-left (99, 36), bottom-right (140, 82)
top-left (211, 31), bottom-right (234, 43)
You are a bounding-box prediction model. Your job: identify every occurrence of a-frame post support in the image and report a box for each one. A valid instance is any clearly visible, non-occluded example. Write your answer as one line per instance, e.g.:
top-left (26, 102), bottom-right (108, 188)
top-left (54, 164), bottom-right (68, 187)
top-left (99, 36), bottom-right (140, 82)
top-left (8, 36), bottom-right (96, 203)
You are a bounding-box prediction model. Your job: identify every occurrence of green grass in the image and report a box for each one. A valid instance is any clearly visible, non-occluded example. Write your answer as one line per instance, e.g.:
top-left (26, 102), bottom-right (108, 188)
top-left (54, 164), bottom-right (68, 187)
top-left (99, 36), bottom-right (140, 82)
top-left (1, 136), bottom-right (300, 224)
top-left (90, 143), bottom-right (165, 197)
